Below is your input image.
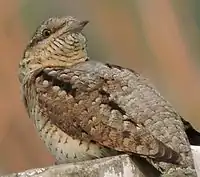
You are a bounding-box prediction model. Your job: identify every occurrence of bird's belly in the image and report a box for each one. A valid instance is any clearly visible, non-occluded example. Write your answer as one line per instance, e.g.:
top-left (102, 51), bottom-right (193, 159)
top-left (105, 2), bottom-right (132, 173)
top-left (38, 121), bottom-right (113, 164)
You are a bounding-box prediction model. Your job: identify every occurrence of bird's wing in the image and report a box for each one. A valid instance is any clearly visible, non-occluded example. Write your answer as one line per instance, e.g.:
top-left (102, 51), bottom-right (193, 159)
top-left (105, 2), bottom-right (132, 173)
top-left (34, 61), bottom-right (187, 164)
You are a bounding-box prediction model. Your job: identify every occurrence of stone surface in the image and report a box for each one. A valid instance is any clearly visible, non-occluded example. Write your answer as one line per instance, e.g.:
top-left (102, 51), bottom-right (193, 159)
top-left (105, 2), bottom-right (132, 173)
top-left (3, 155), bottom-right (144, 177)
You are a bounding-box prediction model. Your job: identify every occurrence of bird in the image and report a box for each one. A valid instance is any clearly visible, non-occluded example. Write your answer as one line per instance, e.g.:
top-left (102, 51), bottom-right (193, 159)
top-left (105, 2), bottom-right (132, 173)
top-left (18, 16), bottom-right (197, 177)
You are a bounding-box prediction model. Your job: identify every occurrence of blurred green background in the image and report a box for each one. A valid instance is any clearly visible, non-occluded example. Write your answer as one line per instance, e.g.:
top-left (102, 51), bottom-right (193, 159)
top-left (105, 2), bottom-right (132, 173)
top-left (0, 0), bottom-right (200, 175)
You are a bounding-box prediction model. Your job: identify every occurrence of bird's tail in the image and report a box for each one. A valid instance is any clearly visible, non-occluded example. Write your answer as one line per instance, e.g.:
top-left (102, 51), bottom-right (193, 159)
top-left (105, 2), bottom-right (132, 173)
top-left (151, 140), bottom-right (181, 164)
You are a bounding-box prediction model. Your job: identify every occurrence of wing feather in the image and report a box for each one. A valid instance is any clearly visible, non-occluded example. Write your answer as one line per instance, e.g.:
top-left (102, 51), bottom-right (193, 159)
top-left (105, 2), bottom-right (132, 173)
top-left (34, 61), bottom-right (186, 164)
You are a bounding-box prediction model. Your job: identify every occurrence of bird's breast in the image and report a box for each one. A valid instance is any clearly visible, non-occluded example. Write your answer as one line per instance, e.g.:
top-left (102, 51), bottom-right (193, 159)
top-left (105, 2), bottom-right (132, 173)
top-left (31, 109), bottom-right (117, 164)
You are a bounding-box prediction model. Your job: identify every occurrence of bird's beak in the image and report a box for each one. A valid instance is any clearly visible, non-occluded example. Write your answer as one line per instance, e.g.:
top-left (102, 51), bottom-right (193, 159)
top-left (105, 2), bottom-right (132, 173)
top-left (68, 20), bottom-right (89, 33)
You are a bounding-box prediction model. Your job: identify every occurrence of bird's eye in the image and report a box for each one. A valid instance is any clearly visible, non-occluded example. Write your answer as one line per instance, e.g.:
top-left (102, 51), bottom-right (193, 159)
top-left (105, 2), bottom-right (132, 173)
top-left (42, 29), bottom-right (51, 38)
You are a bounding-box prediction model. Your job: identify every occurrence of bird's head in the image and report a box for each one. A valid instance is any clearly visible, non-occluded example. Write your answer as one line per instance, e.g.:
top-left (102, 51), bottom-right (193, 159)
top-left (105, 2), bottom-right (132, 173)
top-left (19, 16), bottom-right (89, 83)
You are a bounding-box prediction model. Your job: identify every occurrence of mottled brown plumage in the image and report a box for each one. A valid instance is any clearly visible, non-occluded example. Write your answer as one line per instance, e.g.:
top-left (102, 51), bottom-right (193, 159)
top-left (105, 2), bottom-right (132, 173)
top-left (18, 16), bottom-right (197, 176)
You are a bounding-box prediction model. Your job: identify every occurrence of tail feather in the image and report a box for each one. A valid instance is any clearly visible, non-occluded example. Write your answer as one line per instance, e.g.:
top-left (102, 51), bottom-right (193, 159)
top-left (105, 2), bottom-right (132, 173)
top-left (152, 140), bottom-right (181, 164)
